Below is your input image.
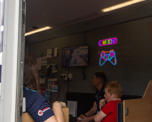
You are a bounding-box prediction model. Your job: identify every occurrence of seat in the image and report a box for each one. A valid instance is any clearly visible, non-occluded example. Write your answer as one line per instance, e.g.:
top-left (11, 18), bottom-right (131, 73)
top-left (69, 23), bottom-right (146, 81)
top-left (22, 113), bottom-right (34, 122)
top-left (120, 80), bottom-right (152, 122)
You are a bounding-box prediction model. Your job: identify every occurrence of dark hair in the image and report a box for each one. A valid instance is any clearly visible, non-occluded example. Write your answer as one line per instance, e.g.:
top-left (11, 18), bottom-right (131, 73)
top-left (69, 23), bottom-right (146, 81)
top-left (24, 53), bottom-right (38, 89)
top-left (24, 44), bottom-right (38, 89)
top-left (24, 64), bottom-right (37, 89)
top-left (94, 72), bottom-right (107, 86)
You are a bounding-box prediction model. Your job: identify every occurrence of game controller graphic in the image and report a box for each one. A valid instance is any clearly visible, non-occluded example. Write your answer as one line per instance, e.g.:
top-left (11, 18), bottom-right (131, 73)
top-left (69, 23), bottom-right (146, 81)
top-left (99, 50), bottom-right (117, 66)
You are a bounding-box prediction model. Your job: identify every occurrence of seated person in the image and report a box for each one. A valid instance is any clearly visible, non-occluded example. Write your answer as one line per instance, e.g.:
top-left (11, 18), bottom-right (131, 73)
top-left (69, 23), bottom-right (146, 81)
top-left (94, 81), bottom-right (122, 122)
top-left (24, 87), bottom-right (65, 122)
top-left (23, 61), bottom-right (65, 122)
top-left (77, 72), bottom-right (107, 122)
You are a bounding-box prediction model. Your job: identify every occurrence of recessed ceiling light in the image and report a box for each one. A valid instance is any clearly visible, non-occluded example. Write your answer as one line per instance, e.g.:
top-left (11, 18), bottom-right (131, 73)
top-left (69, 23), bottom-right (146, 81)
top-left (102, 0), bottom-right (145, 13)
top-left (25, 26), bottom-right (52, 37)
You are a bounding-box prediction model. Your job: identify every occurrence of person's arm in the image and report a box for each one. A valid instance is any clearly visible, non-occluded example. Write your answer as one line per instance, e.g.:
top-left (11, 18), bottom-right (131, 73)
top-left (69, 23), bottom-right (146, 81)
top-left (45, 101), bottom-right (65, 122)
top-left (77, 102), bottom-right (97, 122)
top-left (81, 111), bottom-right (106, 122)
top-left (99, 99), bottom-right (106, 110)
top-left (82, 99), bottom-right (107, 122)
top-left (84, 102), bottom-right (97, 116)
top-left (45, 116), bottom-right (57, 122)
top-left (80, 115), bottom-right (95, 122)
top-left (94, 111), bottom-right (106, 122)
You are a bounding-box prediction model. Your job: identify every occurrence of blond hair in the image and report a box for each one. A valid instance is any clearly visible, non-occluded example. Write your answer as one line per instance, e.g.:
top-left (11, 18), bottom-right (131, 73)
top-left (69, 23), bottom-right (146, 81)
top-left (105, 81), bottom-right (122, 98)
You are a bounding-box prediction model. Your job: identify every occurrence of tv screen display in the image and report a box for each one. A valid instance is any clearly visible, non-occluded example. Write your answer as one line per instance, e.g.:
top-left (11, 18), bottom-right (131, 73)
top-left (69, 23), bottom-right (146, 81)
top-left (62, 46), bottom-right (88, 67)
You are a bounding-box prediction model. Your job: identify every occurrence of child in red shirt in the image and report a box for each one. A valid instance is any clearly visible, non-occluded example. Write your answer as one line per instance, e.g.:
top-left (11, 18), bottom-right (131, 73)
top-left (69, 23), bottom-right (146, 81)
top-left (94, 81), bottom-right (122, 122)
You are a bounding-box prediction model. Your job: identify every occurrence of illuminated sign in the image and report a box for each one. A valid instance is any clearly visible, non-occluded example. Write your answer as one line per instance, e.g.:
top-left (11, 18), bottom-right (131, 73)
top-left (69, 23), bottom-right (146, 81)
top-left (99, 50), bottom-right (117, 66)
top-left (98, 37), bottom-right (118, 47)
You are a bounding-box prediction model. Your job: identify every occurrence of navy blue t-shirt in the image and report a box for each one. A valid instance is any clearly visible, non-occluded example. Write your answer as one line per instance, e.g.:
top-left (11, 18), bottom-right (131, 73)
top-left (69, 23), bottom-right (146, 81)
top-left (23, 87), bottom-right (54, 122)
top-left (95, 88), bottom-right (104, 113)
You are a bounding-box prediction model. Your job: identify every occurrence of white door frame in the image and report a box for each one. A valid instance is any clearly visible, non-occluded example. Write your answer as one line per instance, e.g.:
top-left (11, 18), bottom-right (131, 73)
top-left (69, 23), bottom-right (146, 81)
top-left (0, 0), bottom-right (24, 121)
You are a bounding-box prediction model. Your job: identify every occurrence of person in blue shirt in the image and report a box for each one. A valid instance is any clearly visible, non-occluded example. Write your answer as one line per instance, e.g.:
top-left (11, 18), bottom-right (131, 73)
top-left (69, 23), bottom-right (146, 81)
top-left (77, 72), bottom-right (107, 122)
top-left (23, 59), bottom-right (65, 122)
top-left (23, 87), bottom-right (65, 122)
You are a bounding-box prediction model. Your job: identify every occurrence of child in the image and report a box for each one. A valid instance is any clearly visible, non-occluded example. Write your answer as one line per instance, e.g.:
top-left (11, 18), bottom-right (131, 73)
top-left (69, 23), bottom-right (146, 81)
top-left (94, 81), bottom-right (122, 122)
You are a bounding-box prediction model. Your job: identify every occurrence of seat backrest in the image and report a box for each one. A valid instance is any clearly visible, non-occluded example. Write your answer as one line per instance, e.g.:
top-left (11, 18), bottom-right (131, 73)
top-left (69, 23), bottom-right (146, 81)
top-left (143, 80), bottom-right (152, 98)
top-left (123, 98), bottom-right (152, 122)
top-left (22, 113), bottom-right (34, 122)
top-left (117, 102), bottom-right (123, 122)
top-left (121, 80), bottom-right (152, 122)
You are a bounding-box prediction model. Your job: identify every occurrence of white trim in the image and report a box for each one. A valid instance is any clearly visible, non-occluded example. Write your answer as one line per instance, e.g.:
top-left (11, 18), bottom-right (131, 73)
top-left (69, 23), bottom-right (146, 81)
top-left (0, 53), bottom-right (2, 64)
top-left (0, 83), bottom-right (1, 97)
top-left (0, 0), bottom-right (22, 121)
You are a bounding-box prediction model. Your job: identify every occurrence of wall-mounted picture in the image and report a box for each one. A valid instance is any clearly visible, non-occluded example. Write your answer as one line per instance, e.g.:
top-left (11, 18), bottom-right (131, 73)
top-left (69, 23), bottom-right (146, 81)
top-left (62, 46), bottom-right (88, 67)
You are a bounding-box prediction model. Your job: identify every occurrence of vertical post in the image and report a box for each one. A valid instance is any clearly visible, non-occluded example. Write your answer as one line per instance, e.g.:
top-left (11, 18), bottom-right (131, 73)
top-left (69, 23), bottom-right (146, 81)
top-left (123, 101), bottom-right (126, 122)
top-left (0, 0), bottom-right (24, 121)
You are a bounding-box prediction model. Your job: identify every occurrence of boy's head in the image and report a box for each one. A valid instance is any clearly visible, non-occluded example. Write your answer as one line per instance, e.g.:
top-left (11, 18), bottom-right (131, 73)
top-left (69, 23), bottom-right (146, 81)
top-left (92, 72), bottom-right (107, 88)
top-left (104, 81), bottom-right (122, 102)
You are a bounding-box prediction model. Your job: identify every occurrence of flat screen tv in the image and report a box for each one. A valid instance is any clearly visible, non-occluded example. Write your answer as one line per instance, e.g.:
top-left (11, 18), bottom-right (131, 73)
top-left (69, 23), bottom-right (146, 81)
top-left (62, 46), bottom-right (88, 67)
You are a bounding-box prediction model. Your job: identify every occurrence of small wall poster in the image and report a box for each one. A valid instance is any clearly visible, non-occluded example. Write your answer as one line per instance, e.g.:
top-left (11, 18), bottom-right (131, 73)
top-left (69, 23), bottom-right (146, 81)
top-left (46, 48), bottom-right (58, 58)
top-left (48, 78), bottom-right (58, 92)
top-left (47, 49), bottom-right (53, 58)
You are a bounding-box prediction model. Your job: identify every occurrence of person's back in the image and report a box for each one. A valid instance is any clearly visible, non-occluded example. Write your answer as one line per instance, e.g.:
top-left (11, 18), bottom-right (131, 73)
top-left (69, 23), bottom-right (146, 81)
top-left (101, 100), bottom-right (121, 122)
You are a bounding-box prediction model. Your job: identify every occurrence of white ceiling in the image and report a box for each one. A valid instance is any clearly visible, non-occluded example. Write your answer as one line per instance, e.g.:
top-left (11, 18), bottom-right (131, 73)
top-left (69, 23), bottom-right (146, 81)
top-left (26, 0), bottom-right (127, 31)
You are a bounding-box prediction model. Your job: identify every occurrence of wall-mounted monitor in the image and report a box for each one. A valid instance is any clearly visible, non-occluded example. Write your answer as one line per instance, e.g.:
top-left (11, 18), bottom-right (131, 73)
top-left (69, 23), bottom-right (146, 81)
top-left (62, 46), bottom-right (88, 67)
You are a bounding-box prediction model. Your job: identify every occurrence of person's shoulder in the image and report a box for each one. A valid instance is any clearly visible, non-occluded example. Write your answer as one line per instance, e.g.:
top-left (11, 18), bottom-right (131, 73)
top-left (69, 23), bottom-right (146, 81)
top-left (107, 100), bottom-right (121, 106)
top-left (24, 87), bottom-right (44, 101)
top-left (103, 100), bottom-right (117, 107)
top-left (101, 101), bottom-right (112, 110)
top-left (24, 87), bottom-right (37, 94)
top-left (110, 100), bottom-right (121, 103)
top-left (101, 101), bottom-right (112, 114)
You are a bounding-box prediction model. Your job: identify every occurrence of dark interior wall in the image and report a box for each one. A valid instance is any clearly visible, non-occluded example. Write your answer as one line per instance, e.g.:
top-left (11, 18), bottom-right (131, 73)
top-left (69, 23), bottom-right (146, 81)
top-left (30, 17), bottom-right (152, 96)
top-left (29, 33), bottom-right (95, 102)
top-left (86, 17), bottom-right (152, 96)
